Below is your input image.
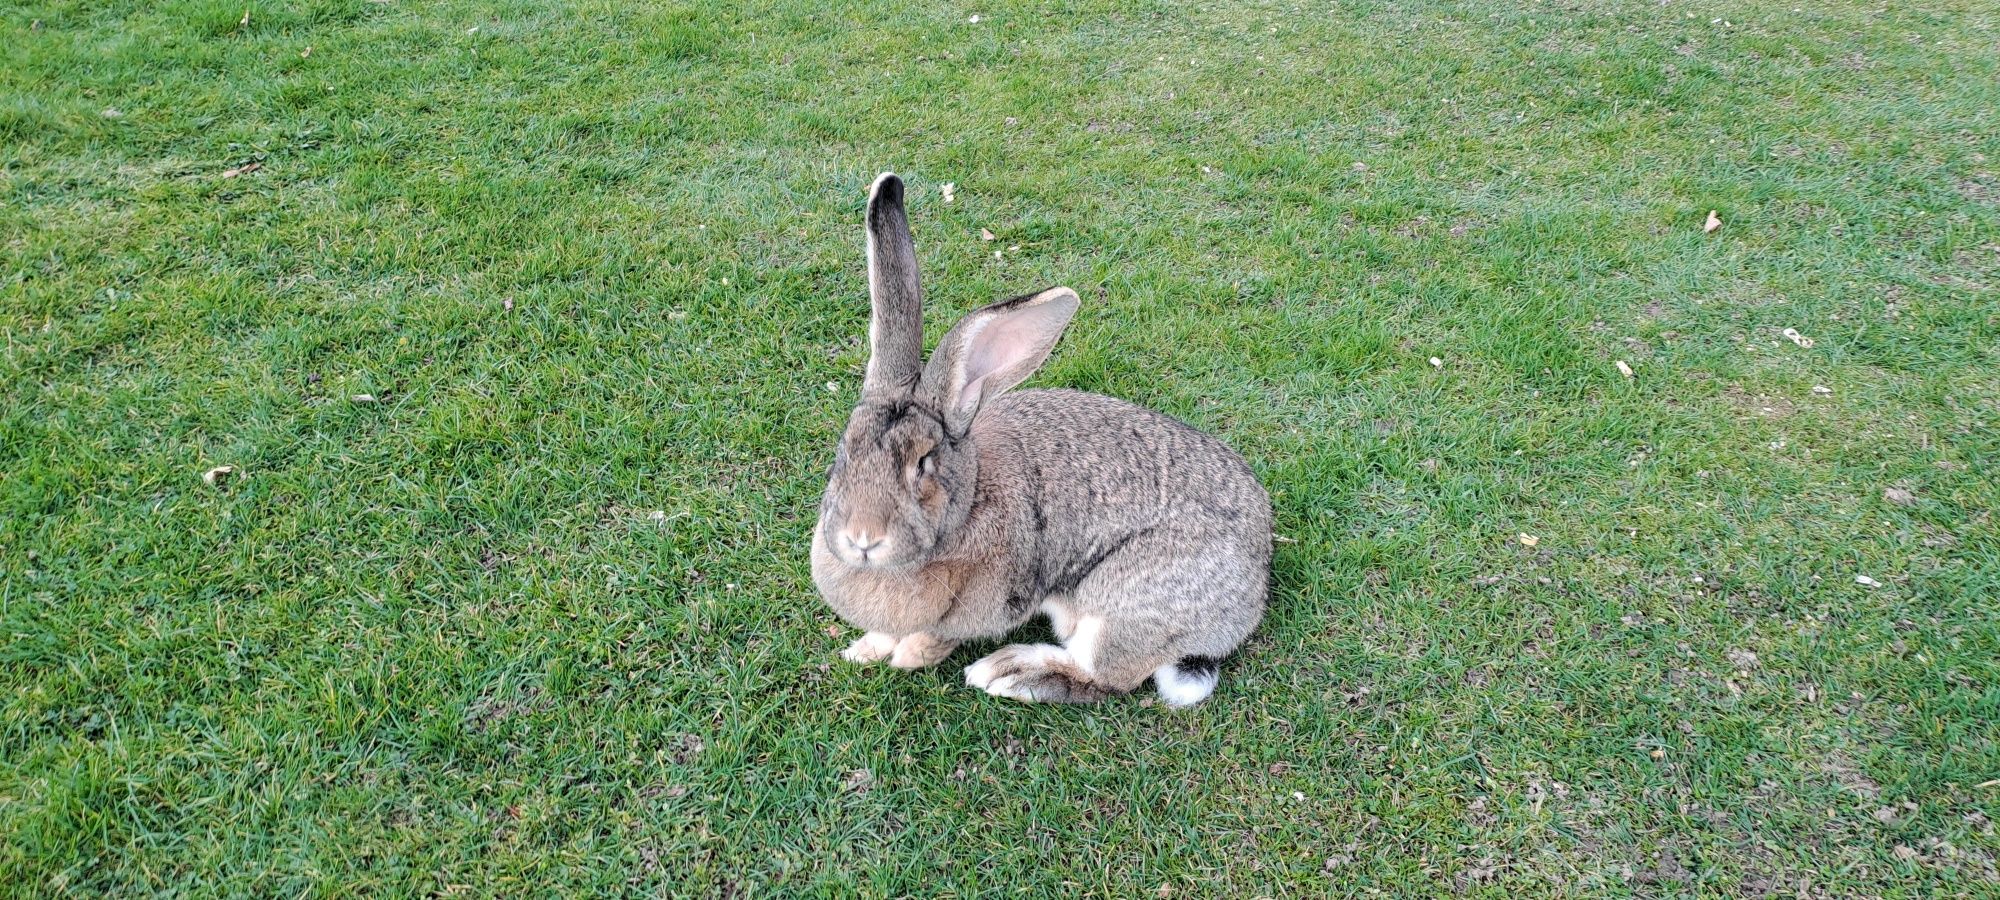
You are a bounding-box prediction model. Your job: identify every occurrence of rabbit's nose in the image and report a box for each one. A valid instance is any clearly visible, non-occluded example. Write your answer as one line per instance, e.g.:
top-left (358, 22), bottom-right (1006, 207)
top-left (842, 526), bottom-right (887, 557)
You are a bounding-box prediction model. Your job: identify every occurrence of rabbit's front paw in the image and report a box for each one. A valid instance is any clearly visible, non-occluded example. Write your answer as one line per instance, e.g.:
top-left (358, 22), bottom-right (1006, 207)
top-left (889, 632), bottom-right (960, 669)
top-left (841, 632), bottom-right (896, 665)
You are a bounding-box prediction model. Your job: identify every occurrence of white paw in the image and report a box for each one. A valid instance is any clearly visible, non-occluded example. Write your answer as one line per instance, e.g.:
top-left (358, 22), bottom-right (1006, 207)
top-left (965, 644), bottom-right (1069, 696)
top-left (963, 655), bottom-right (1000, 689)
top-left (841, 632), bottom-right (896, 665)
top-left (983, 673), bottom-right (1034, 702)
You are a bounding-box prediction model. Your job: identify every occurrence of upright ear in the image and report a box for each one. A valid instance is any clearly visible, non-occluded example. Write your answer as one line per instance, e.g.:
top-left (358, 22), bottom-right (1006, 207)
top-left (862, 173), bottom-right (924, 400)
top-left (920, 287), bottom-right (1080, 435)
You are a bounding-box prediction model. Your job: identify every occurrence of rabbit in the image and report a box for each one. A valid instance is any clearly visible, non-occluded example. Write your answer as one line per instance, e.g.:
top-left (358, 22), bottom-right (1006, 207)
top-left (810, 172), bottom-right (1271, 707)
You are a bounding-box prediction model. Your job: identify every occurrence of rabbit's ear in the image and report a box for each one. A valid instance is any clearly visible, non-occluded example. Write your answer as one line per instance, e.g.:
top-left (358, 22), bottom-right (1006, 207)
top-left (922, 287), bottom-right (1079, 434)
top-left (862, 173), bottom-right (924, 400)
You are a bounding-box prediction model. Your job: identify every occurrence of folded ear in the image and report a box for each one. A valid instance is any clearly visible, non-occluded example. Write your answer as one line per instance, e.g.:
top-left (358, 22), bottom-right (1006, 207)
top-left (862, 173), bottom-right (924, 400)
top-left (920, 287), bottom-right (1080, 435)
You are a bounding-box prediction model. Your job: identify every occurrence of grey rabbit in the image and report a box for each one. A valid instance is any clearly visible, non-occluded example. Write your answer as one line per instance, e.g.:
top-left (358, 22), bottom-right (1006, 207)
top-left (811, 173), bottom-right (1271, 706)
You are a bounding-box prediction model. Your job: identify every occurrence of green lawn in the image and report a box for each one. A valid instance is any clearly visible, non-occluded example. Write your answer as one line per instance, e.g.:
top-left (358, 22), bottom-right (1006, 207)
top-left (4, 0), bottom-right (1997, 895)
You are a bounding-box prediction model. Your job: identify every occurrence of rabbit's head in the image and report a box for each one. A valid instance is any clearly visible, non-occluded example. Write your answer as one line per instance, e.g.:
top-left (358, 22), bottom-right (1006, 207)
top-left (818, 173), bottom-right (1078, 569)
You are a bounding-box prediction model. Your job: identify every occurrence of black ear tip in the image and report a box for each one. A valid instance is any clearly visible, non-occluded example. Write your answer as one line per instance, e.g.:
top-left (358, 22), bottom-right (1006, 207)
top-left (869, 172), bottom-right (904, 207)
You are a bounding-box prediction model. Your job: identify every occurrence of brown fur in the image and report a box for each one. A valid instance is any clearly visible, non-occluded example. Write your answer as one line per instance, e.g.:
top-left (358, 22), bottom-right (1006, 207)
top-left (812, 173), bottom-right (1271, 707)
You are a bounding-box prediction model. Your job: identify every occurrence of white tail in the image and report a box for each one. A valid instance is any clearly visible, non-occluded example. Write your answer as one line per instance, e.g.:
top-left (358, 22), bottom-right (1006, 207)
top-left (1153, 662), bottom-right (1218, 708)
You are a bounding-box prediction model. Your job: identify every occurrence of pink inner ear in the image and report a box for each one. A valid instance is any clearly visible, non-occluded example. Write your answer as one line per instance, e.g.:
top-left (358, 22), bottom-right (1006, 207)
top-left (963, 316), bottom-right (1040, 387)
top-left (961, 301), bottom-right (1068, 401)
top-left (945, 289), bottom-right (1078, 423)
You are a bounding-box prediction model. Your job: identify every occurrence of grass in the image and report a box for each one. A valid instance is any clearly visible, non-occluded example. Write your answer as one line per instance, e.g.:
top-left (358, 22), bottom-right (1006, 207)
top-left (2, 0), bottom-right (1997, 895)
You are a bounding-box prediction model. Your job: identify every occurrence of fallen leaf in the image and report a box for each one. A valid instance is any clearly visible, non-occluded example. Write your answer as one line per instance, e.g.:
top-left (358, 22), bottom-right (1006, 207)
top-left (1882, 487), bottom-right (1914, 506)
top-left (1812, 384), bottom-right (1832, 394)
top-left (202, 465), bottom-right (236, 486)
top-left (350, 393), bottom-right (377, 403)
top-left (1782, 327), bottom-right (1815, 348)
top-left (1518, 533), bottom-right (1540, 547)
top-left (940, 183), bottom-right (956, 203)
top-left (1650, 748), bottom-right (1666, 761)
top-left (503, 297), bottom-right (514, 311)
top-left (1855, 575), bottom-right (1881, 587)
top-left (968, 14), bottom-right (981, 23)
top-left (1873, 806), bottom-right (1901, 824)
top-left (1616, 359), bottom-right (1634, 378)
top-left (980, 228), bottom-right (996, 241)
top-left (1893, 845), bottom-right (1919, 861)
top-left (1428, 356), bottom-right (1443, 368)
top-left (1726, 648), bottom-right (1759, 670)
top-left (221, 161), bottom-right (262, 178)
top-left (301, 46), bottom-right (312, 58)
top-left (1704, 210), bottom-right (1722, 233)
top-left (101, 108), bottom-right (123, 119)
top-left (240, 8), bottom-right (251, 27)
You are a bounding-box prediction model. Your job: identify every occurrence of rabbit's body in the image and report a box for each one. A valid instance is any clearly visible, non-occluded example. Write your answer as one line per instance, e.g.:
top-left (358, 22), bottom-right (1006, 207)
top-left (812, 173), bottom-right (1270, 706)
